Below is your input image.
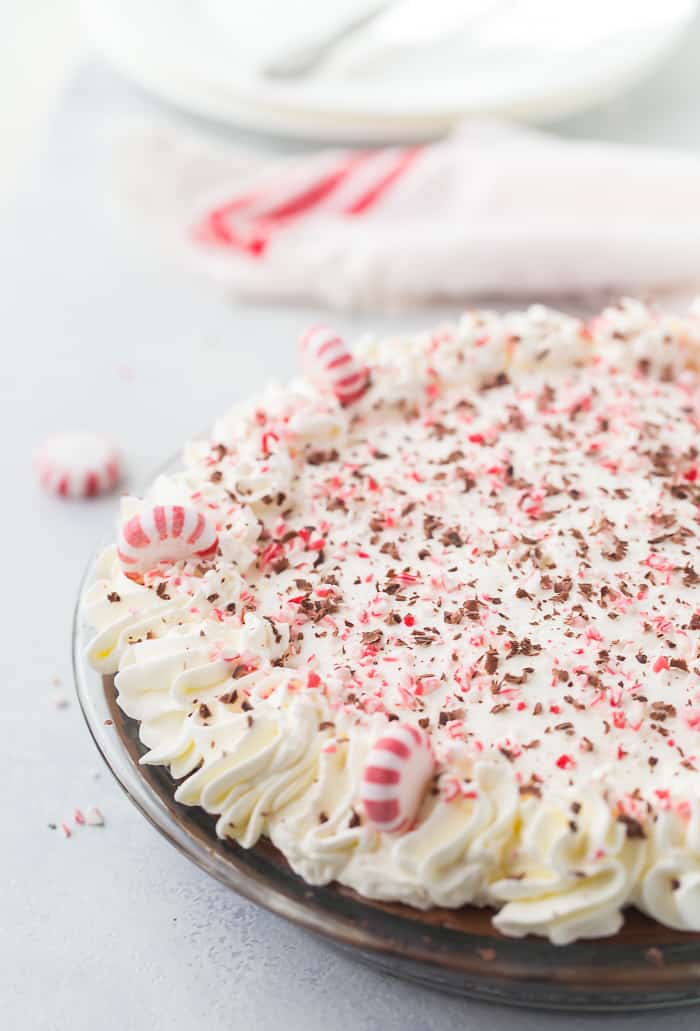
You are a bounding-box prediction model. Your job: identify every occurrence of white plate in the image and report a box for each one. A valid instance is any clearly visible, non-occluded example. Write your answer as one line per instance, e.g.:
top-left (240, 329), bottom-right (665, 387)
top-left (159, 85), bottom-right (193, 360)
top-left (85, 0), bottom-right (699, 141)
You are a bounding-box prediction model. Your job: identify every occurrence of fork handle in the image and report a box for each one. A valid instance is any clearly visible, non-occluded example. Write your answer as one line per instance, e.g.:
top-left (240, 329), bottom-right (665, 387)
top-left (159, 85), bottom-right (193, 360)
top-left (262, 3), bottom-right (390, 80)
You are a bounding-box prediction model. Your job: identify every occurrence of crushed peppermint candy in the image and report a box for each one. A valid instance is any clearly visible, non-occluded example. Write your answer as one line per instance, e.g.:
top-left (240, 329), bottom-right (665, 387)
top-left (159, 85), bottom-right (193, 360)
top-left (193, 329), bottom-right (700, 801)
top-left (50, 806), bottom-right (105, 835)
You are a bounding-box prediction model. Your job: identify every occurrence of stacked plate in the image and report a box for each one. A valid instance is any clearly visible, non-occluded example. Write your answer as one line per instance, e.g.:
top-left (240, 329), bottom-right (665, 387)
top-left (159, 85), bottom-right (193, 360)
top-left (86, 0), bottom-right (698, 140)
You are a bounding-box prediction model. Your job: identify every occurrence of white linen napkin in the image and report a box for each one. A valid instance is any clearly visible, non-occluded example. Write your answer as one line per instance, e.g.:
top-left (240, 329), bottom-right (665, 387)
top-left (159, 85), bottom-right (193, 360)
top-left (119, 120), bottom-right (700, 310)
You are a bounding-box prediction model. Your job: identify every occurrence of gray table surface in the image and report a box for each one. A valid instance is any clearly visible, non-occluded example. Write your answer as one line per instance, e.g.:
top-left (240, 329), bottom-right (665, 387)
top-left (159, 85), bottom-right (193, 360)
top-left (6, 29), bottom-right (700, 1028)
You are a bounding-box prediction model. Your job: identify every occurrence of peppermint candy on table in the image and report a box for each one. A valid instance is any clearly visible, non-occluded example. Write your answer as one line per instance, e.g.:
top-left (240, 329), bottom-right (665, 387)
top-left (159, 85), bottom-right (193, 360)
top-left (299, 325), bottom-right (369, 406)
top-left (361, 724), bottom-right (435, 833)
top-left (117, 505), bottom-right (218, 578)
top-left (35, 431), bottom-right (121, 499)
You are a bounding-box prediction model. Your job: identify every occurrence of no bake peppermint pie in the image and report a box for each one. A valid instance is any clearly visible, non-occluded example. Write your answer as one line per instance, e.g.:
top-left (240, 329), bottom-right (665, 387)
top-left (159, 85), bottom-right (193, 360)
top-left (84, 300), bottom-right (700, 944)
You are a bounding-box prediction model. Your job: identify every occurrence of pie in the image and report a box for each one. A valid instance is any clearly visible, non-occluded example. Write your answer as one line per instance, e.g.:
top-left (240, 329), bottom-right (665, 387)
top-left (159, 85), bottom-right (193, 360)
top-left (83, 300), bottom-right (700, 944)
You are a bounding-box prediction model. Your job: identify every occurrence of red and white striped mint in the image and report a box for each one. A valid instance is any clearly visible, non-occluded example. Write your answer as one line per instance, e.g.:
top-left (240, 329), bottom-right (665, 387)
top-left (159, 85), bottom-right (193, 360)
top-left (361, 724), bottom-right (435, 833)
top-left (117, 505), bottom-right (218, 578)
top-left (299, 325), bottom-right (369, 406)
top-left (35, 432), bottom-right (121, 499)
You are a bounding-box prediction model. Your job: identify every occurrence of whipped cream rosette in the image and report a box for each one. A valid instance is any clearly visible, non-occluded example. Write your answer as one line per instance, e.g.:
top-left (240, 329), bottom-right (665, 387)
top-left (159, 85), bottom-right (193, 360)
top-left (83, 301), bottom-right (700, 943)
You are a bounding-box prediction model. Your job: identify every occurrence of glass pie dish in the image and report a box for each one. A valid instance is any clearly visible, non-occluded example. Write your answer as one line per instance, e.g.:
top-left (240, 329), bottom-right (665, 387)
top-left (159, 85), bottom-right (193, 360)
top-left (74, 530), bottom-right (700, 1013)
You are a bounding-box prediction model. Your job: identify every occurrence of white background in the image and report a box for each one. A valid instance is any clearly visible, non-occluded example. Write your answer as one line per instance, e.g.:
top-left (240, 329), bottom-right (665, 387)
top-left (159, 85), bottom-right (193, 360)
top-left (0, 1), bottom-right (81, 202)
top-left (5, 11), bottom-right (700, 1031)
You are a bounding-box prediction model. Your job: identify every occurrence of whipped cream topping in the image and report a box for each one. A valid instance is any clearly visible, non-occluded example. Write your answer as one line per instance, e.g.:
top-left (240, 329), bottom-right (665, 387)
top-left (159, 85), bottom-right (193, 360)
top-left (83, 299), bottom-right (700, 944)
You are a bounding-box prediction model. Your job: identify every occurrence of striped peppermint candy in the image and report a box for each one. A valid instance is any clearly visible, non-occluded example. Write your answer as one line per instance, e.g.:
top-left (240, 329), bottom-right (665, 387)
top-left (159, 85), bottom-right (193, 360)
top-left (35, 432), bottom-right (121, 499)
top-left (299, 325), bottom-right (369, 406)
top-left (361, 724), bottom-right (435, 833)
top-left (117, 505), bottom-right (218, 578)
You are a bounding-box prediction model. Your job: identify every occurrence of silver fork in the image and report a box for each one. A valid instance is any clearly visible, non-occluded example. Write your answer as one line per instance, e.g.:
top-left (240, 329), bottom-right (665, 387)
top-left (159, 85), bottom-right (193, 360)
top-left (261, 3), bottom-right (392, 80)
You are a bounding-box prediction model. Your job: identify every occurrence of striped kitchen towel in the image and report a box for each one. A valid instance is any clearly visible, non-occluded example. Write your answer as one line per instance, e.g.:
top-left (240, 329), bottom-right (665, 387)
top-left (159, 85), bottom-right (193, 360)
top-left (118, 120), bottom-right (700, 310)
